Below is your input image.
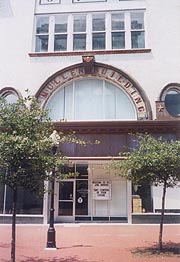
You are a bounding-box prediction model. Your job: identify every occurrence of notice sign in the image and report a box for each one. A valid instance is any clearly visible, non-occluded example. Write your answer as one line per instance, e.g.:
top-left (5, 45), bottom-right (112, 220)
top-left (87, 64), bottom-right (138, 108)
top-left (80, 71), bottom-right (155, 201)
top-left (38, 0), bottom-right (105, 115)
top-left (92, 181), bottom-right (111, 200)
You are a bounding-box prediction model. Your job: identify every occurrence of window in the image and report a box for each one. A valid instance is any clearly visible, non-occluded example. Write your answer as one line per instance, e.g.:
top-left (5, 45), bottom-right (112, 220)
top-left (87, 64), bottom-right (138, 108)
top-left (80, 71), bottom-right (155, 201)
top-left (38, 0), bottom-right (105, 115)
top-left (111, 13), bottom-right (125, 49)
top-left (131, 12), bottom-right (145, 48)
top-left (92, 14), bottom-right (105, 50)
top-left (54, 15), bottom-right (68, 51)
top-left (165, 90), bottom-right (180, 117)
top-left (35, 16), bottom-right (49, 52)
top-left (0, 177), bottom-right (43, 215)
top-left (160, 85), bottom-right (180, 118)
top-left (34, 11), bottom-right (145, 52)
top-left (73, 15), bottom-right (86, 50)
top-left (0, 88), bottom-right (19, 103)
top-left (45, 78), bottom-right (136, 121)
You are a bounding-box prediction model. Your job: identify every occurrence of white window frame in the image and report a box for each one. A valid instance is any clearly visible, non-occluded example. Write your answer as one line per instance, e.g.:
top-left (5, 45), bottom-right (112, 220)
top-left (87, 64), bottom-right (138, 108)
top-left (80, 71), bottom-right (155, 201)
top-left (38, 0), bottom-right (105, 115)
top-left (34, 10), bottom-right (146, 52)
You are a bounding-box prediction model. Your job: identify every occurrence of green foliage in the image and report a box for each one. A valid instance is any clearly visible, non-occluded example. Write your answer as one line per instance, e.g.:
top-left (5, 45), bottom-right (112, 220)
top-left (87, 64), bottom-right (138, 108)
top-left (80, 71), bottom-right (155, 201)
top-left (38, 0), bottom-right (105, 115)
top-left (0, 95), bottom-right (98, 193)
top-left (0, 96), bottom-right (61, 193)
top-left (0, 96), bottom-right (56, 193)
top-left (110, 134), bottom-right (180, 187)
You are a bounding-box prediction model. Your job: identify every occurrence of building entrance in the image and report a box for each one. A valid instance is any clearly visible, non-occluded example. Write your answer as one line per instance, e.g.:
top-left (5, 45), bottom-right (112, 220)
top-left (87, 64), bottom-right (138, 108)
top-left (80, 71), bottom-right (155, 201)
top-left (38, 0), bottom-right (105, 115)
top-left (53, 161), bottom-right (129, 223)
top-left (57, 179), bottom-right (88, 222)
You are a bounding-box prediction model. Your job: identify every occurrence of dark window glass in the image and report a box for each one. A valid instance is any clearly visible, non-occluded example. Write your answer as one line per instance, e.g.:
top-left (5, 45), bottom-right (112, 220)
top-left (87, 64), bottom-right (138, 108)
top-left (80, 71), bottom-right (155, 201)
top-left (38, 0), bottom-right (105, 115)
top-left (35, 35), bottom-right (49, 52)
top-left (0, 183), bottom-right (43, 214)
top-left (59, 202), bottom-right (73, 216)
top-left (92, 14), bottom-right (105, 31)
top-left (132, 185), bottom-right (153, 213)
top-left (112, 32), bottom-right (125, 49)
top-left (92, 33), bottom-right (105, 50)
top-left (165, 90), bottom-right (180, 117)
top-left (73, 34), bottom-right (86, 50)
top-left (54, 34), bottom-right (67, 51)
top-left (131, 31), bottom-right (145, 48)
top-left (36, 17), bottom-right (49, 34)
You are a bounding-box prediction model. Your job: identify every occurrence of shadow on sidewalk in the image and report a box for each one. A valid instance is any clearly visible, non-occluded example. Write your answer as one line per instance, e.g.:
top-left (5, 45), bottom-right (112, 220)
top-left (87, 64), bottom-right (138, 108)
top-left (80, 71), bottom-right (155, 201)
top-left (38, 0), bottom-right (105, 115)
top-left (2, 256), bottom-right (96, 262)
top-left (132, 241), bottom-right (180, 258)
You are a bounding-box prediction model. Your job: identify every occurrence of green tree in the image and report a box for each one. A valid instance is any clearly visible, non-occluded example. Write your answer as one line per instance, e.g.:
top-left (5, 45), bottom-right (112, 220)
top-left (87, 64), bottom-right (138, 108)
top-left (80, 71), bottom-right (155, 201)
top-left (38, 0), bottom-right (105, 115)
top-left (0, 95), bottom-right (89, 262)
top-left (110, 134), bottom-right (180, 252)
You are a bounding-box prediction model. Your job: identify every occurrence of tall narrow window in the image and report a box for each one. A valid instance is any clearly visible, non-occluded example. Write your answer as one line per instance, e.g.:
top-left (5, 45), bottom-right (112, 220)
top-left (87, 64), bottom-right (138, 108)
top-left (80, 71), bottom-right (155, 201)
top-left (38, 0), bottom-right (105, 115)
top-left (92, 14), bottom-right (105, 50)
top-left (54, 15), bottom-right (68, 51)
top-left (35, 16), bottom-right (49, 52)
top-left (131, 12), bottom-right (145, 49)
top-left (111, 13), bottom-right (125, 49)
top-left (73, 15), bottom-right (86, 50)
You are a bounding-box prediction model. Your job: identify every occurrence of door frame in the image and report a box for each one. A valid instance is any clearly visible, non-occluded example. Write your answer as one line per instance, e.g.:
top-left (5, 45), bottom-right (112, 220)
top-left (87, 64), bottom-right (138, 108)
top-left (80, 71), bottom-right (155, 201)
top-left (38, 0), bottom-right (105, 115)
top-left (54, 179), bottom-right (76, 223)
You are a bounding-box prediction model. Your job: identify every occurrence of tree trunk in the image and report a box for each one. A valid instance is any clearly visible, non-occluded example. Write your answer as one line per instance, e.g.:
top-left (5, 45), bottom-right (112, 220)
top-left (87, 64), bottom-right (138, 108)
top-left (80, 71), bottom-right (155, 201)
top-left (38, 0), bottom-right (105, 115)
top-left (11, 188), bottom-right (17, 262)
top-left (158, 180), bottom-right (167, 252)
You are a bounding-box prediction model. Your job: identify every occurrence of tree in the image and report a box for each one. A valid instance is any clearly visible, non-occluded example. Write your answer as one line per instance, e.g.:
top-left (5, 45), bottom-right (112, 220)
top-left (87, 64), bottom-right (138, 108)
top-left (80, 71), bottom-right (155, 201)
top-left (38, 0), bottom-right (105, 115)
top-left (110, 134), bottom-right (180, 252)
top-left (0, 95), bottom-right (89, 262)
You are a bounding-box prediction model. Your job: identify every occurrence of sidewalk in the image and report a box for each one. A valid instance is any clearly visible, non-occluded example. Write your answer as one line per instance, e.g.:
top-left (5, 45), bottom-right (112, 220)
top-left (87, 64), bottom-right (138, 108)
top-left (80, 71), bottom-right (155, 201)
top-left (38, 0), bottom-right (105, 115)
top-left (0, 224), bottom-right (180, 262)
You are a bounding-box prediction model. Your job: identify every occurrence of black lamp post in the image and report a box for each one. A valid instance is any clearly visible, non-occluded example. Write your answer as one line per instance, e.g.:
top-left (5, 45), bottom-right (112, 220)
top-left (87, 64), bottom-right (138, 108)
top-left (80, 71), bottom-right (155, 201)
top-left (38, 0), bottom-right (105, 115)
top-left (46, 130), bottom-right (60, 249)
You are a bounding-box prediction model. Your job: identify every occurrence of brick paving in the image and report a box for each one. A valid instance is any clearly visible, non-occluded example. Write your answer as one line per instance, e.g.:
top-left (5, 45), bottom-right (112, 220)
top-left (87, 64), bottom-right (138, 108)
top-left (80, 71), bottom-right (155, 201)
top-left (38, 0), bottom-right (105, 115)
top-left (0, 224), bottom-right (180, 262)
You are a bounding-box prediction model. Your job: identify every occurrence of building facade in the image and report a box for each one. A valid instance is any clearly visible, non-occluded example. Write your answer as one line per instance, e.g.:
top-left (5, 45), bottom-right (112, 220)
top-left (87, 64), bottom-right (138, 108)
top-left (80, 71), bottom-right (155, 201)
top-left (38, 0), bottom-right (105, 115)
top-left (0, 0), bottom-right (180, 224)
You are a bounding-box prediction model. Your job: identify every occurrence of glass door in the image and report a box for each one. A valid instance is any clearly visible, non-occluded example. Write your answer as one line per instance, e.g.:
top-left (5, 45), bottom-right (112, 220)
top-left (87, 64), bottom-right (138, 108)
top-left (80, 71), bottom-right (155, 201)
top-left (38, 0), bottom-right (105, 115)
top-left (58, 181), bottom-right (75, 221)
top-left (75, 180), bottom-right (88, 216)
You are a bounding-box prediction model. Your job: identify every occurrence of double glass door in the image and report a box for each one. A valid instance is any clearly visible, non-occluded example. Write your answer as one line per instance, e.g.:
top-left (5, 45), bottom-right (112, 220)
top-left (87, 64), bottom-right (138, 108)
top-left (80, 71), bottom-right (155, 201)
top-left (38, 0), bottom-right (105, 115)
top-left (58, 180), bottom-right (88, 221)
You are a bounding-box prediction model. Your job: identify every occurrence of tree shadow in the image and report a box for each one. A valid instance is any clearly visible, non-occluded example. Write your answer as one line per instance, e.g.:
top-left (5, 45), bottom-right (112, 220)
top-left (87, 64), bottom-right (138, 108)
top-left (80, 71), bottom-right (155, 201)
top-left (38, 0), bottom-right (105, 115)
top-left (58, 244), bottom-right (92, 250)
top-left (132, 241), bottom-right (180, 258)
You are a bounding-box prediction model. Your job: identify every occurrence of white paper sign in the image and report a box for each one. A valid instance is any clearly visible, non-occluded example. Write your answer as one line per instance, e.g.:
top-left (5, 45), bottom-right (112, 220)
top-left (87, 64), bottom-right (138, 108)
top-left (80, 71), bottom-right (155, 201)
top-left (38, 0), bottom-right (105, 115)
top-left (92, 181), bottom-right (111, 200)
top-left (40, 0), bottom-right (60, 5)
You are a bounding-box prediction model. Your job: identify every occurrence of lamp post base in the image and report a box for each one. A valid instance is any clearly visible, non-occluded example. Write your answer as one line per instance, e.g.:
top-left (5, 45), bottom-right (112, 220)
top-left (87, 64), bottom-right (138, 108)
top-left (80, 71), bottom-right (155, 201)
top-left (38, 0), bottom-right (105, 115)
top-left (46, 227), bottom-right (56, 249)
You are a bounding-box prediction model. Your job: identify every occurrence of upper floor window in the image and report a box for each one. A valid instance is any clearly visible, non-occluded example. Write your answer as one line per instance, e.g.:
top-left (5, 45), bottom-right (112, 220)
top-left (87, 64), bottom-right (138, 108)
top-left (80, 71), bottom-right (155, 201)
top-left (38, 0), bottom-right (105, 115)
top-left (34, 10), bottom-right (145, 52)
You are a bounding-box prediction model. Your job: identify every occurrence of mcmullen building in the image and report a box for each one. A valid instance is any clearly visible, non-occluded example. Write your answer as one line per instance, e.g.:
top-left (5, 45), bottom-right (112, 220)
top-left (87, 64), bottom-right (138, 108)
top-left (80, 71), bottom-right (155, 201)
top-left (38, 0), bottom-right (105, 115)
top-left (0, 0), bottom-right (180, 224)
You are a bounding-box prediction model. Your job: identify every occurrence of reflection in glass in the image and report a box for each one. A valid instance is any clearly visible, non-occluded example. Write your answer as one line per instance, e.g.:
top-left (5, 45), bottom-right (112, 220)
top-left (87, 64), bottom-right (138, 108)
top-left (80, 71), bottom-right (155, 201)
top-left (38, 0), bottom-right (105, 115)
top-left (92, 14), bottom-right (105, 31)
top-left (131, 31), bottom-right (145, 49)
top-left (92, 33), bottom-right (105, 50)
top-left (73, 15), bottom-right (86, 32)
top-left (131, 12), bottom-right (144, 30)
top-left (165, 90), bottom-right (180, 117)
top-left (55, 15), bottom-right (67, 33)
top-left (35, 35), bottom-right (49, 52)
top-left (0, 183), bottom-right (43, 214)
top-left (54, 34), bottom-right (67, 51)
top-left (73, 34), bottom-right (86, 50)
top-left (36, 16), bottom-right (49, 34)
top-left (112, 32), bottom-right (125, 49)
top-left (111, 13), bottom-right (124, 30)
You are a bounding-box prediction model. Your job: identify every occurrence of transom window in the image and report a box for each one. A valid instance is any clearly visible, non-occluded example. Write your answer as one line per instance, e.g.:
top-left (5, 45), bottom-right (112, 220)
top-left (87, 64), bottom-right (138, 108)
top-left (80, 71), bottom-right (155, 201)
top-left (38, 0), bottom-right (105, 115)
top-left (34, 11), bottom-right (145, 52)
top-left (45, 79), bottom-right (136, 121)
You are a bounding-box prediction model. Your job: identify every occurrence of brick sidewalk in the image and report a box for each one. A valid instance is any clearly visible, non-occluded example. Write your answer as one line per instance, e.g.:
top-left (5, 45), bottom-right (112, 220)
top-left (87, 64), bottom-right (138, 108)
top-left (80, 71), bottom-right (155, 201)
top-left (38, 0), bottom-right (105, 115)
top-left (0, 224), bottom-right (180, 262)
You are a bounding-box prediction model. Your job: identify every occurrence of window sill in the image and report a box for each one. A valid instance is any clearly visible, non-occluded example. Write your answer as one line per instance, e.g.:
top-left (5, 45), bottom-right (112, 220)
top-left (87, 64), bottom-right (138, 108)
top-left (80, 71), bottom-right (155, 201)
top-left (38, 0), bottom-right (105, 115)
top-left (29, 49), bottom-right (151, 57)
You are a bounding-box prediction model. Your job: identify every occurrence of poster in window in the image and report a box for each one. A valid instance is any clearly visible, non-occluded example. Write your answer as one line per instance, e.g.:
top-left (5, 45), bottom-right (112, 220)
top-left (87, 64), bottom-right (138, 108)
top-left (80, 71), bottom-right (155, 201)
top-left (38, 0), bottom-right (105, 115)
top-left (92, 180), bottom-right (111, 200)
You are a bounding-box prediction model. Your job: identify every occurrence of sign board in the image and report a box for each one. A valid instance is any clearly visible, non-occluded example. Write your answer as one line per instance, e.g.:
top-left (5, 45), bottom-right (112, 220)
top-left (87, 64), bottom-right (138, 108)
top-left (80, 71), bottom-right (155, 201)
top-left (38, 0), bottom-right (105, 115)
top-left (40, 0), bottom-right (60, 5)
top-left (92, 181), bottom-right (111, 200)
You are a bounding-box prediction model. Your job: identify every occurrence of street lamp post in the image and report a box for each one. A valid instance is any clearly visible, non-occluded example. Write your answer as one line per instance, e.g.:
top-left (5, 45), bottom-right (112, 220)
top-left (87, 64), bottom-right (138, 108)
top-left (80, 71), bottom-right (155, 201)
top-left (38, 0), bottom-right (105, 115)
top-left (46, 131), bottom-right (60, 249)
